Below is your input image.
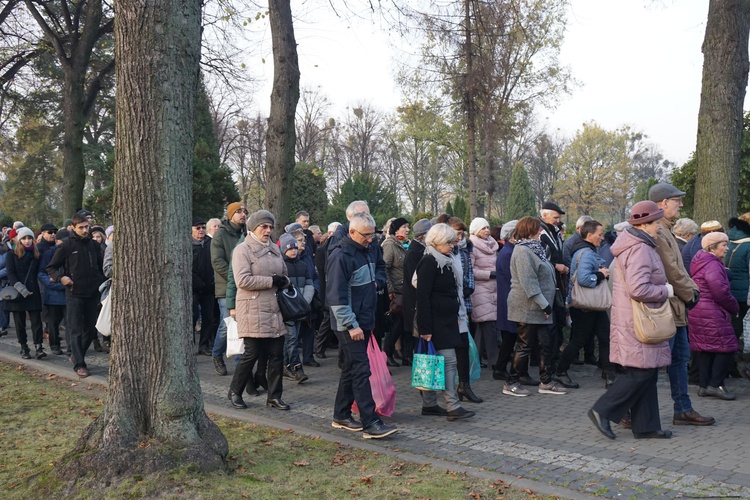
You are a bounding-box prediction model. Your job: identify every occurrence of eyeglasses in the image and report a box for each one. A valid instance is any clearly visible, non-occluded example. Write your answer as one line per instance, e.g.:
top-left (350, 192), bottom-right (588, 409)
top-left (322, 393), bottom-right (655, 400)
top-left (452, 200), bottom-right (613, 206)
top-left (194, 225), bottom-right (206, 230)
top-left (44, 230), bottom-right (56, 234)
top-left (258, 224), bottom-right (274, 230)
top-left (236, 209), bottom-right (249, 215)
top-left (355, 229), bottom-right (375, 240)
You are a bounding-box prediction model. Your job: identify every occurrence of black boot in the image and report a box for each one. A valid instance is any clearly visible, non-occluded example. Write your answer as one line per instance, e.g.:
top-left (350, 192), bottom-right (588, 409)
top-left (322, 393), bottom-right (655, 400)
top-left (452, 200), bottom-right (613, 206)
top-left (245, 377), bottom-right (260, 397)
top-left (457, 382), bottom-right (483, 403)
top-left (20, 344), bottom-right (31, 359)
top-left (386, 356), bottom-right (399, 368)
top-left (35, 344), bottom-right (47, 359)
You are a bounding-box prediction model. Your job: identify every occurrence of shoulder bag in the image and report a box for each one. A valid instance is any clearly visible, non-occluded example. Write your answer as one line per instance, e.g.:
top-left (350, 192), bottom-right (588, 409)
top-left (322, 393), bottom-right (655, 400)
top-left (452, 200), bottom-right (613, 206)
top-left (277, 284), bottom-right (311, 322)
top-left (569, 250), bottom-right (612, 311)
top-left (0, 261), bottom-right (33, 302)
top-left (616, 259), bottom-right (675, 344)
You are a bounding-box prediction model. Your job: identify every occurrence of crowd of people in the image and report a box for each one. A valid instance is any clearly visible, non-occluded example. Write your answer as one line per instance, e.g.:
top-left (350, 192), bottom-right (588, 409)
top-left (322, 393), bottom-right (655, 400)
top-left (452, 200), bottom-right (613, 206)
top-left (2, 181), bottom-right (749, 441)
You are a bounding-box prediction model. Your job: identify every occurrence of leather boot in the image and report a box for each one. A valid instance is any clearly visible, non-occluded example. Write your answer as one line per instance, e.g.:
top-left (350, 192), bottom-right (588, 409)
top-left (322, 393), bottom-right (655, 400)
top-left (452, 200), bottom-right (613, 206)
top-left (35, 344), bottom-right (47, 359)
top-left (20, 344), bottom-right (31, 359)
top-left (457, 382), bottom-right (483, 403)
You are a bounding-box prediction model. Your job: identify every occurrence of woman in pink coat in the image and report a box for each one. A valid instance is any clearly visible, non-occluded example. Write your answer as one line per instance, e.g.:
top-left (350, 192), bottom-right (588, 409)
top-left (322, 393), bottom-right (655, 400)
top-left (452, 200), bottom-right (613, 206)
top-left (469, 218), bottom-right (499, 370)
top-left (588, 201), bottom-right (673, 440)
top-left (688, 231), bottom-right (739, 400)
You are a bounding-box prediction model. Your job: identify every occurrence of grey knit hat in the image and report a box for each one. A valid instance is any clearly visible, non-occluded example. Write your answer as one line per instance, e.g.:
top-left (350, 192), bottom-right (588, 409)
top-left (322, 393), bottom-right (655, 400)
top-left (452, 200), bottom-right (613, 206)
top-left (500, 220), bottom-right (517, 241)
top-left (247, 210), bottom-right (275, 232)
top-left (279, 233), bottom-right (298, 253)
top-left (412, 219), bottom-right (432, 238)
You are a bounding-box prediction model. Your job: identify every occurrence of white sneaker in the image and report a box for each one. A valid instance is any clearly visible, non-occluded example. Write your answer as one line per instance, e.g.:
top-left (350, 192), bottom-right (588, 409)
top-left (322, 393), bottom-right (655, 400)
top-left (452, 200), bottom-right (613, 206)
top-left (538, 381), bottom-right (568, 395)
top-left (503, 382), bottom-right (531, 397)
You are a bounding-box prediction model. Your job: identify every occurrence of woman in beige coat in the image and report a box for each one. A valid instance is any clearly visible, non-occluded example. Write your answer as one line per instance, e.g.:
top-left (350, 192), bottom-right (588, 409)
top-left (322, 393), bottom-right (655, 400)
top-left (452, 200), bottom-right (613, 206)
top-left (228, 210), bottom-right (291, 410)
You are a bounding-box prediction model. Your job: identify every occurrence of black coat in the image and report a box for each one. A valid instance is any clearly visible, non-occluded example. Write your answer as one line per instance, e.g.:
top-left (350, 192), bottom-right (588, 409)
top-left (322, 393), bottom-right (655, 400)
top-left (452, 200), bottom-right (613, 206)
top-left (192, 237), bottom-right (214, 292)
top-left (415, 253), bottom-right (461, 350)
top-left (402, 239), bottom-right (425, 333)
top-left (5, 251), bottom-right (42, 312)
top-left (46, 233), bottom-right (105, 298)
top-left (315, 236), bottom-right (331, 307)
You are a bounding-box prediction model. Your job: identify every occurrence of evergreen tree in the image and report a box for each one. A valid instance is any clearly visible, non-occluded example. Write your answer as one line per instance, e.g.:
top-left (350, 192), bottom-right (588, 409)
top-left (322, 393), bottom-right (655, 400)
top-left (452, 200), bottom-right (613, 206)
top-left (506, 162), bottom-right (536, 220)
top-left (289, 162), bottom-right (328, 225)
top-left (327, 173), bottom-right (399, 228)
top-left (445, 201), bottom-right (454, 217)
top-left (633, 178), bottom-right (659, 204)
top-left (453, 196), bottom-right (470, 223)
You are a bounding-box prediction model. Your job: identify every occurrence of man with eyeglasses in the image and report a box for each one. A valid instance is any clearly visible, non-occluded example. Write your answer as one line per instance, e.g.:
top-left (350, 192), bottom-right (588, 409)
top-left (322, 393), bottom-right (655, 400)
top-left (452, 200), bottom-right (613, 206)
top-left (46, 212), bottom-right (105, 378)
top-left (192, 218), bottom-right (215, 356)
top-left (210, 202), bottom-right (248, 375)
top-left (38, 223), bottom-right (58, 255)
top-left (327, 212), bottom-right (397, 439)
top-left (648, 183), bottom-right (715, 427)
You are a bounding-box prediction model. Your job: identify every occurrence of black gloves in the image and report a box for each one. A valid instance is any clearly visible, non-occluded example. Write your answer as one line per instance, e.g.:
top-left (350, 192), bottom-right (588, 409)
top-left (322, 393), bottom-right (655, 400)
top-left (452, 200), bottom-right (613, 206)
top-left (463, 286), bottom-right (474, 298)
top-left (489, 271), bottom-right (496, 279)
top-left (272, 275), bottom-right (289, 288)
top-left (543, 305), bottom-right (553, 315)
top-left (686, 289), bottom-right (700, 310)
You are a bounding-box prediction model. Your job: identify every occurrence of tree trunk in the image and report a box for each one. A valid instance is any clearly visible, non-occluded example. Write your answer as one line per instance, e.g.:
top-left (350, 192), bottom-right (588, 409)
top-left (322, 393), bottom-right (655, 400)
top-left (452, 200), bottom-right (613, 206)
top-left (58, 0), bottom-right (227, 482)
top-left (265, 0), bottom-right (300, 230)
top-left (464, 0), bottom-right (478, 220)
top-left (61, 70), bottom-right (87, 217)
top-left (694, 0), bottom-right (750, 226)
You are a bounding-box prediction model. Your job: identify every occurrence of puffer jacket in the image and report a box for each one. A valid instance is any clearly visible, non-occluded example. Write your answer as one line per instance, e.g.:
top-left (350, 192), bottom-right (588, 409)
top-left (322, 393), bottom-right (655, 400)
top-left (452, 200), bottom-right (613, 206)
top-left (495, 242), bottom-right (516, 333)
top-left (688, 250), bottom-right (739, 353)
top-left (653, 218), bottom-right (698, 327)
top-left (381, 235), bottom-right (407, 294)
top-left (469, 234), bottom-right (498, 322)
top-left (232, 235), bottom-right (287, 339)
top-left (507, 243), bottom-right (556, 325)
top-left (211, 218), bottom-right (244, 299)
top-left (567, 239), bottom-right (607, 305)
top-left (726, 217), bottom-right (750, 304)
top-left (38, 244), bottom-right (66, 306)
top-left (283, 254), bottom-right (314, 305)
top-left (610, 228), bottom-right (671, 368)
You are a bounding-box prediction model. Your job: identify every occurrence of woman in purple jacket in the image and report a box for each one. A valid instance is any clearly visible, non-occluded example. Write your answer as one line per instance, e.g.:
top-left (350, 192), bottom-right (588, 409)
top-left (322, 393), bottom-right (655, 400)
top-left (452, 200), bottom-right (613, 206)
top-left (688, 232), bottom-right (739, 400)
top-left (588, 201), bottom-right (673, 440)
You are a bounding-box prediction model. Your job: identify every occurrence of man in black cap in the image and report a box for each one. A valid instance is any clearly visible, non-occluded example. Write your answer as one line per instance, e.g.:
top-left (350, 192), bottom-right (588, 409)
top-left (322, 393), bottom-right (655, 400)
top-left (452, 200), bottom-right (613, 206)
top-left (539, 201), bottom-right (570, 384)
top-left (192, 217), bottom-right (214, 356)
top-left (38, 223), bottom-right (58, 255)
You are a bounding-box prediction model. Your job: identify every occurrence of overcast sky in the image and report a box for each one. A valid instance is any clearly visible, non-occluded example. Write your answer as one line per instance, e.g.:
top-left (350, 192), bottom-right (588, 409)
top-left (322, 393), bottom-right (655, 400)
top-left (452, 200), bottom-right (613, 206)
top-left (247, 0), bottom-right (747, 168)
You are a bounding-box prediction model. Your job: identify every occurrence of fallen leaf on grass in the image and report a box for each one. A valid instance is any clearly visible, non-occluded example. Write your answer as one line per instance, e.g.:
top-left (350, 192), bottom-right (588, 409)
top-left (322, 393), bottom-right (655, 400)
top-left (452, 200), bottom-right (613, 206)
top-left (286, 429), bottom-right (294, 434)
top-left (360, 475), bottom-right (373, 485)
top-left (417, 463), bottom-right (431, 471)
top-left (391, 472), bottom-right (402, 476)
top-left (469, 493), bottom-right (480, 499)
top-left (46, 374), bottom-right (56, 380)
top-left (293, 460), bottom-right (309, 467)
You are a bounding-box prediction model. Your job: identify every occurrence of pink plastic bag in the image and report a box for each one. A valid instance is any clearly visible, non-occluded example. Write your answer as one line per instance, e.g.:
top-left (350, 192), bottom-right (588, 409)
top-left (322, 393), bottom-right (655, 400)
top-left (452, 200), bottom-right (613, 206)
top-left (352, 334), bottom-right (396, 417)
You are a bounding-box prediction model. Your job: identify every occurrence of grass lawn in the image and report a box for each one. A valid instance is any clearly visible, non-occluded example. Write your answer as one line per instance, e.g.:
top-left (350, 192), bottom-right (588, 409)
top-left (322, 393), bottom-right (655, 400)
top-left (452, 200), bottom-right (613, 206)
top-left (0, 361), bottom-right (555, 499)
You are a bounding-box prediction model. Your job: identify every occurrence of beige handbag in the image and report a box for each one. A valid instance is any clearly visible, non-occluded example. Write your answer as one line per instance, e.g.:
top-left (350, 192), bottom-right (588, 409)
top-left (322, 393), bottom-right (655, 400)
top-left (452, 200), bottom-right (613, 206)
top-left (569, 250), bottom-right (612, 311)
top-left (616, 259), bottom-right (675, 344)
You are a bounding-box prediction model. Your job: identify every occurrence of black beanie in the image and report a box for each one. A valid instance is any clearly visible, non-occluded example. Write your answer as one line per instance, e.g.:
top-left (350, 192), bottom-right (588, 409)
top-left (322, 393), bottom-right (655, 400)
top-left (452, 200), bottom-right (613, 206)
top-left (389, 218), bottom-right (409, 235)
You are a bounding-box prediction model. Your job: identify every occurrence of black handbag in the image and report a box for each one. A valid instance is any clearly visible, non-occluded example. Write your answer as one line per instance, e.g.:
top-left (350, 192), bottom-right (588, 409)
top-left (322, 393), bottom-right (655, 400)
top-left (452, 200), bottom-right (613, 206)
top-left (277, 284), bottom-right (311, 322)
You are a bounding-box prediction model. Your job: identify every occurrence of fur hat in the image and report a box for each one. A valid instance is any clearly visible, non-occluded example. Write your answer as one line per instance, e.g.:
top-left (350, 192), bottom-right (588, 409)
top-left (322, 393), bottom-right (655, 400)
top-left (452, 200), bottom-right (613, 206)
top-left (226, 202), bottom-right (247, 220)
top-left (648, 183), bottom-right (686, 203)
top-left (702, 231), bottom-right (728, 250)
top-left (279, 233), bottom-right (298, 253)
top-left (16, 227), bottom-right (34, 241)
top-left (500, 220), bottom-right (517, 241)
top-left (246, 210), bottom-right (275, 232)
top-left (412, 219), bottom-right (432, 238)
top-left (389, 217), bottom-right (409, 235)
top-left (469, 217), bottom-right (490, 236)
top-left (627, 201), bottom-right (664, 225)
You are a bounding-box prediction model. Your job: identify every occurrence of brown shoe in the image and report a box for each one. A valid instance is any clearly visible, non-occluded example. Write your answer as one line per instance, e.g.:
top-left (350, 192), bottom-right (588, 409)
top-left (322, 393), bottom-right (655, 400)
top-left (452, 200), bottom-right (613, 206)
top-left (75, 367), bottom-right (90, 378)
top-left (619, 415), bottom-right (632, 429)
top-left (673, 410), bottom-right (715, 426)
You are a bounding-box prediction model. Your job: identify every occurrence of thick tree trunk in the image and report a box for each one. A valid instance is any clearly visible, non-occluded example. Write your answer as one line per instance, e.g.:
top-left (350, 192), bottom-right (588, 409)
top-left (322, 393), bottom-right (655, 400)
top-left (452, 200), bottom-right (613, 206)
top-left (58, 0), bottom-right (227, 482)
top-left (694, 0), bottom-right (750, 226)
top-left (265, 0), bottom-right (300, 229)
top-left (61, 71), bottom-right (87, 217)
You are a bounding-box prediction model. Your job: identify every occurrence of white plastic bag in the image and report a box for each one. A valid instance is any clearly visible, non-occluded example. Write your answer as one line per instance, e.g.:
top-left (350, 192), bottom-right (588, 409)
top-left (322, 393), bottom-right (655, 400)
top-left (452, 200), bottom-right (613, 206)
top-left (743, 309), bottom-right (750, 354)
top-left (225, 316), bottom-right (244, 357)
top-left (96, 292), bottom-right (112, 337)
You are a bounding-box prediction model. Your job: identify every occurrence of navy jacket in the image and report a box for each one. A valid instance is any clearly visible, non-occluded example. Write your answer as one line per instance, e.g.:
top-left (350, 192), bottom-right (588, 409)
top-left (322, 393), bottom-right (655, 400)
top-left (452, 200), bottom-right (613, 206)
top-left (326, 236), bottom-right (377, 332)
top-left (38, 244), bottom-right (66, 306)
top-left (495, 242), bottom-right (517, 333)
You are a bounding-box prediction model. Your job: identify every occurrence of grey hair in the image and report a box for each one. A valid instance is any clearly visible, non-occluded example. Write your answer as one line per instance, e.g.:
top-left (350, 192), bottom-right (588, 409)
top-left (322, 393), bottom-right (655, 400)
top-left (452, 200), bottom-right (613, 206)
top-left (673, 218), bottom-right (699, 240)
top-left (425, 223), bottom-right (457, 248)
top-left (349, 212), bottom-right (375, 232)
top-left (540, 209), bottom-right (558, 219)
top-left (206, 218), bottom-right (220, 227)
top-left (309, 225), bottom-right (321, 233)
top-left (576, 215), bottom-right (594, 229)
top-left (327, 221), bottom-right (341, 234)
top-left (345, 200), bottom-right (369, 219)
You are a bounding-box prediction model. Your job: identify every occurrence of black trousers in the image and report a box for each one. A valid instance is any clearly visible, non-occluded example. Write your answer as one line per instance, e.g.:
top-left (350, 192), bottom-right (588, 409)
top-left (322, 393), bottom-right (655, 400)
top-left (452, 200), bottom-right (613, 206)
top-left (495, 329), bottom-right (518, 371)
top-left (13, 310), bottom-right (43, 347)
top-left (67, 296), bottom-right (100, 370)
top-left (383, 311), bottom-right (412, 361)
top-left (558, 307), bottom-right (611, 373)
top-left (456, 331), bottom-right (470, 383)
top-left (593, 367), bottom-right (661, 434)
top-left (230, 336), bottom-right (284, 400)
top-left (509, 323), bottom-right (553, 384)
top-left (333, 330), bottom-right (378, 427)
top-left (697, 352), bottom-right (732, 388)
top-left (192, 289), bottom-right (215, 351)
top-left (314, 308), bottom-right (336, 354)
top-left (45, 304), bottom-right (66, 349)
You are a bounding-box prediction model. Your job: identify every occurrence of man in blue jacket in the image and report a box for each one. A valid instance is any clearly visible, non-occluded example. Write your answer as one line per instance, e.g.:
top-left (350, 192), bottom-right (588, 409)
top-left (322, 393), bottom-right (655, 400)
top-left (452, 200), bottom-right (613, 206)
top-left (327, 212), bottom-right (397, 439)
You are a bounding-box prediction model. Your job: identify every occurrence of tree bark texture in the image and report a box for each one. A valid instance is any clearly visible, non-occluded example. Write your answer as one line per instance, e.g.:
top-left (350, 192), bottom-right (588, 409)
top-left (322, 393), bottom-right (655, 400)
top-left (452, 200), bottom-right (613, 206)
top-left (464, 0), bottom-right (478, 220)
top-left (694, 0), bottom-right (750, 226)
top-left (59, 0), bottom-right (227, 481)
top-left (265, 0), bottom-right (300, 229)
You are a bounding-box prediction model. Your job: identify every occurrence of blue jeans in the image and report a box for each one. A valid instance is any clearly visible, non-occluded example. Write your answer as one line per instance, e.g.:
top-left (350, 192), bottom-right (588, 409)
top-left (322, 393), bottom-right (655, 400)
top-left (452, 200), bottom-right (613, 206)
top-left (668, 326), bottom-right (692, 414)
top-left (284, 321), bottom-right (302, 368)
top-left (211, 298), bottom-right (229, 358)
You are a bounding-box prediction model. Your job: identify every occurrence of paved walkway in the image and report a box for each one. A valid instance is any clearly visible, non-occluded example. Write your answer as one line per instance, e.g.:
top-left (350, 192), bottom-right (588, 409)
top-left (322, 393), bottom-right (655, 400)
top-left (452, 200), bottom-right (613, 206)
top-left (2, 330), bottom-right (750, 500)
